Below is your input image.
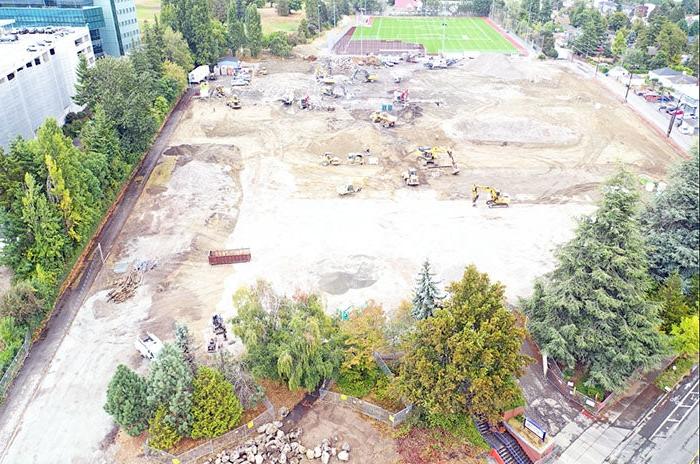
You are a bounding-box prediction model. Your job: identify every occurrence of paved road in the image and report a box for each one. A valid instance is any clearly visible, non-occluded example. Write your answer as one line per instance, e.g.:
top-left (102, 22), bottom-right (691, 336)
top-left (606, 368), bottom-right (699, 464)
top-left (0, 90), bottom-right (192, 462)
top-left (564, 60), bottom-right (695, 153)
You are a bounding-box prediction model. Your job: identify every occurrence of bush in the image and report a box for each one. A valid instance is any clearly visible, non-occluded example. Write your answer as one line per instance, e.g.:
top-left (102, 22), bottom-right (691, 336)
top-left (190, 366), bottom-right (243, 439)
top-left (336, 366), bottom-right (380, 398)
top-left (276, 0), bottom-right (290, 16)
top-left (423, 412), bottom-right (490, 450)
top-left (268, 32), bottom-right (293, 57)
top-left (0, 317), bottom-right (25, 374)
top-left (0, 280), bottom-right (44, 327)
top-left (148, 405), bottom-right (181, 451)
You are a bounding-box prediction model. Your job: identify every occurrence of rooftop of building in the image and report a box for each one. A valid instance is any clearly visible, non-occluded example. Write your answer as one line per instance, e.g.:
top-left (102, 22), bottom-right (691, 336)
top-left (0, 25), bottom-right (88, 74)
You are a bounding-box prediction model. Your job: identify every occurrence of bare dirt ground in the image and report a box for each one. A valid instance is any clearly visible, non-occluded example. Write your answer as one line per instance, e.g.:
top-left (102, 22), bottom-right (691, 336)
top-left (0, 52), bottom-right (683, 464)
top-left (294, 402), bottom-right (401, 463)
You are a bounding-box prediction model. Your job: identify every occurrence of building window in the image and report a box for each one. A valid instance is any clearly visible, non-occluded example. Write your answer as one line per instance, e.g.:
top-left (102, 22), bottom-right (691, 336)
top-left (34, 58), bottom-right (41, 65)
top-left (7, 72), bottom-right (15, 81)
top-left (49, 48), bottom-right (55, 55)
top-left (26, 62), bottom-right (32, 68)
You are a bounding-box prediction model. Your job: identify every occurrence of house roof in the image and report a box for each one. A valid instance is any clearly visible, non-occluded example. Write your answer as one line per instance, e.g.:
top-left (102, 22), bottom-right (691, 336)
top-left (650, 67), bottom-right (682, 76)
top-left (667, 74), bottom-right (699, 85)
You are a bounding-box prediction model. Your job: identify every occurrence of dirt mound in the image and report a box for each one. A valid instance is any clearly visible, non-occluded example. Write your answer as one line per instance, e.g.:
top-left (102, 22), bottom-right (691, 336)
top-left (445, 115), bottom-right (580, 146)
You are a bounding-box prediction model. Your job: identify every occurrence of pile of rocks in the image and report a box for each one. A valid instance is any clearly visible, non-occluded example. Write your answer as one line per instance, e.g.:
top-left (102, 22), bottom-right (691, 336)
top-left (202, 422), bottom-right (352, 464)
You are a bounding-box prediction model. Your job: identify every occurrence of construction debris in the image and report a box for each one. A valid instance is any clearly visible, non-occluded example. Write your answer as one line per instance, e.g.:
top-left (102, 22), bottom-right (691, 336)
top-left (202, 423), bottom-right (354, 464)
top-left (107, 260), bottom-right (157, 303)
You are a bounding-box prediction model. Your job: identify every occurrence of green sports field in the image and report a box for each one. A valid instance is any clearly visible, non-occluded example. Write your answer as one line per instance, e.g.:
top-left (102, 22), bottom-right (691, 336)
top-left (350, 17), bottom-right (518, 54)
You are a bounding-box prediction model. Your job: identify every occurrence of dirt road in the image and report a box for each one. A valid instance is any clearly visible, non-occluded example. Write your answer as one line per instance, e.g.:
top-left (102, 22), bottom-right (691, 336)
top-left (0, 90), bottom-right (193, 464)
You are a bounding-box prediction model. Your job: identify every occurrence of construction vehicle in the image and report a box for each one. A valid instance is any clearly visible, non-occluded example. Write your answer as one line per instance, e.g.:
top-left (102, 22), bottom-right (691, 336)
top-left (212, 314), bottom-right (228, 340)
top-left (347, 148), bottom-right (370, 165)
top-left (352, 68), bottom-right (378, 83)
top-left (299, 95), bottom-right (310, 110)
top-left (135, 333), bottom-right (164, 360)
top-left (394, 88), bottom-right (409, 104)
top-left (321, 152), bottom-right (341, 166)
top-left (370, 111), bottom-right (397, 128)
top-left (403, 167), bottom-right (419, 186)
top-left (226, 95), bottom-right (241, 109)
top-left (416, 146), bottom-right (460, 174)
top-left (337, 183), bottom-right (362, 196)
top-left (471, 185), bottom-right (510, 208)
top-left (258, 66), bottom-right (268, 75)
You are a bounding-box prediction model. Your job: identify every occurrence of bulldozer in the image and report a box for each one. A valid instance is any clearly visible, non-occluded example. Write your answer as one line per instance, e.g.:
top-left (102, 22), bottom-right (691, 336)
top-left (394, 88), bottom-right (409, 104)
top-left (471, 185), bottom-right (510, 208)
top-left (370, 111), bottom-right (397, 128)
top-left (403, 167), bottom-right (419, 186)
top-left (347, 148), bottom-right (371, 165)
top-left (226, 95), bottom-right (241, 109)
top-left (321, 152), bottom-right (341, 166)
top-left (352, 68), bottom-right (378, 83)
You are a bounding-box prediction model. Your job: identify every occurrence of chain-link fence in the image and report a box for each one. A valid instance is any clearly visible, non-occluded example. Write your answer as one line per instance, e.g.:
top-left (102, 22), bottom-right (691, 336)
top-left (144, 399), bottom-right (275, 464)
top-left (313, 389), bottom-right (414, 427)
top-left (489, 6), bottom-right (545, 53)
top-left (0, 332), bottom-right (31, 402)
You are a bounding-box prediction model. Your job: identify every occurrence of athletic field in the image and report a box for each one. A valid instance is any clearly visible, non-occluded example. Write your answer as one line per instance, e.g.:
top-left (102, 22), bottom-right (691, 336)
top-left (349, 17), bottom-right (518, 54)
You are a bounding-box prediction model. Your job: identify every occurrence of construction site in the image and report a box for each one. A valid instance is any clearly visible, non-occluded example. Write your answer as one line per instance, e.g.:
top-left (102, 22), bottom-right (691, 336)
top-left (0, 49), bottom-right (685, 464)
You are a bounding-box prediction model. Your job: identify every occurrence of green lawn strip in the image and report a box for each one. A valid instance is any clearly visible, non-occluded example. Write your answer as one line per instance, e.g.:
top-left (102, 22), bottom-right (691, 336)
top-left (655, 356), bottom-right (698, 390)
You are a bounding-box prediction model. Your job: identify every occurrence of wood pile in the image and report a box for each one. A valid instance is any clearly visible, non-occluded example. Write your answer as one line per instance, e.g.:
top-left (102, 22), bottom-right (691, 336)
top-left (107, 260), bottom-right (157, 303)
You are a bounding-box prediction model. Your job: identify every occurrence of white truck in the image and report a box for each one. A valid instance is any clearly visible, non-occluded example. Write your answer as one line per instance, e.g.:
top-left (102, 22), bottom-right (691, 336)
top-left (135, 332), bottom-right (164, 360)
top-left (188, 65), bottom-right (210, 84)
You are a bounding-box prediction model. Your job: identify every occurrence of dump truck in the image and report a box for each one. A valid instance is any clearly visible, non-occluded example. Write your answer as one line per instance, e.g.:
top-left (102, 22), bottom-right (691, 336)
top-left (135, 333), bottom-right (164, 360)
top-left (208, 248), bottom-right (252, 265)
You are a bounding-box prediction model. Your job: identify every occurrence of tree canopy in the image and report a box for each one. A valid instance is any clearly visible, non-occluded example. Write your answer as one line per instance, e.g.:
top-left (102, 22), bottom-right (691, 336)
top-left (104, 365), bottom-right (152, 436)
top-left (399, 265), bottom-right (529, 423)
top-left (524, 171), bottom-right (666, 393)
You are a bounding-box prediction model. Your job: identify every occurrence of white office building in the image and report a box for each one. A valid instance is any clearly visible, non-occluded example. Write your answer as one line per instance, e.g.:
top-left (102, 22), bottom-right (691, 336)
top-left (0, 23), bottom-right (94, 149)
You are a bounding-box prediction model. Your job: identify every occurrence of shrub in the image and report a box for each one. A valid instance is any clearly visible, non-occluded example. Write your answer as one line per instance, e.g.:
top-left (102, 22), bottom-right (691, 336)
top-left (423, 412), bottom-right (490, 450)
top-left (148, 405), bottom-right (180, 451)
top-left (0, 317), bottom-right (25, 374)
top-left (336, 366), bottom-right (380, 398)
top-left (268, 32), bottom-right (293, 57)
top-left (0, 280), bottom-right (44, 326)
top-left (190, 366), bottom-right (244, 439)
top-left (104, 365), bottom-right (152, 436)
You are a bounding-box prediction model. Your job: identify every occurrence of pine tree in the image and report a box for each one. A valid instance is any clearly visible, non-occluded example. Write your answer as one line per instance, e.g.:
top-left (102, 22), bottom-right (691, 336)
top-left (399, 265), bottom-right (529, 423)
top-left (244, 4), bottom-right (263, 57)
top-left (411, 260), bottom-right (441, 320)
top-left (523, 171), bottom-right (666, 393)
top-left (644, 147), bottom-right (699, 288)
top-left (655, 272), bottom-right (693, 333)
top-left (80, 105), bottom-right (128, 194)
top-left (190, 366), bottom-right (243, 439)
top-left (227, 0), bottom-right (247, 55)
top-left (73, 54), bottom-right (91, 107)
top-left (612, 29), bottom-right (628, 57)
top-left (147, 344), bottom-right (194, 436)
top-left (305, 0), bottom-right (320, 34)
top-left (539, 0), bottom-right (552, 23)
top-left (104, 365), bottom-right (152, 436)
top-left (174, 322), bottom-right (196, 373)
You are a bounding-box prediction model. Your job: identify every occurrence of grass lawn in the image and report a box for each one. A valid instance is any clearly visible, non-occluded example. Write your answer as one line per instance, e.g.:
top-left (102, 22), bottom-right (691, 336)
top-left (260, 7), bottom-right (303, 34)
top-left (350, 16), bottom-right (517, 54)
top-left (135, 0), bottom-right (161, 25)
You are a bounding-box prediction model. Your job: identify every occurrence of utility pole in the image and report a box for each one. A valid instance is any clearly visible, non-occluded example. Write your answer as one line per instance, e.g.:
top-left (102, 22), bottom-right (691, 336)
top-left (624, 70), bottom-right (633, 102)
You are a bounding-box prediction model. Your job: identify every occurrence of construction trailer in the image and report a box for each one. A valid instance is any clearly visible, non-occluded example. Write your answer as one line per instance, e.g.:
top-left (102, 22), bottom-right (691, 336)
top-left (188, 65), bottom-right (210, 84)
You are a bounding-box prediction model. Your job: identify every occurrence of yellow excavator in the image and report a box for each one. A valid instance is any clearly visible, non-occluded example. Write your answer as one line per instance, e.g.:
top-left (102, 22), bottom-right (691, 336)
top-left (471, 185), bottom-right (510, 208)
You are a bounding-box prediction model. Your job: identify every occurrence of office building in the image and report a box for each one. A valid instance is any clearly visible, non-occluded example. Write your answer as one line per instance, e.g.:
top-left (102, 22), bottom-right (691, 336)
top-left (0, 24), bottom-right (94, 148)
top-left (0, 0), bottom-right (139, 56)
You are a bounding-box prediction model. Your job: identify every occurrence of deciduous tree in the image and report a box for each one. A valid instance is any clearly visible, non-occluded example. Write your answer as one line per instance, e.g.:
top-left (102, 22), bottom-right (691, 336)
top-left (671, 315), bottom-right (699, 356)
top-left (0, 281), bottom-right (44, 326)
top-left (399, 265), bottom-right (529, 423)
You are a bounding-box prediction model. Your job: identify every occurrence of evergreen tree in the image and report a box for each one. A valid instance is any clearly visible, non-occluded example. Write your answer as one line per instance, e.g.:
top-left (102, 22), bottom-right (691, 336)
top-left (612, 29), bottom-right (628, 57)
top-left (523, 171), bottom-right (666, 393)
top-left (104, 365), bottom-right (152, 436)
top-left (80, 105), bottom-right (129, 194)
top-left (190, 366), bottom-right (243, 439)
top-left (644, 147), bottom-right (699, 287)
top-left (148, 405), bottom-right (180, 450)
top-left (654, 272), bottom-right (693, 333)
top-left (245, 4), bottom-right (263, 57)
top-left (0, 280), bottom-right (44, 326)
top-left (227, 0), bottom-right (247, 55)
top-left (539, 0), bottom-right (552, 23)
top-left (305, 0), bottom-right (320, 34)
top-left (399, 265), bottom-right (529, 423)
top-left (175, 322), bottom-right (196, 373)
top-left (73, 54), bottom-right (91, 107)
top-left (141, 19), bottom-right (167, 75)
top-left (411, 260), bottom-right (441, 320)
top-left (147, 344), bottom-right (194, 436)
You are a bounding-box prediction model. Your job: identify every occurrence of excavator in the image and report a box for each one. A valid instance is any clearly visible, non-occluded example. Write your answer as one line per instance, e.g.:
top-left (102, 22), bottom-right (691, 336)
top-left (352, 68), bottom-right (378, 83)
top-left (471, 185), bottom-right (510, 208)
top-left (416, 146), bottom-right (459, 174)
top-left (226, 95), bottom-right (241, 109)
